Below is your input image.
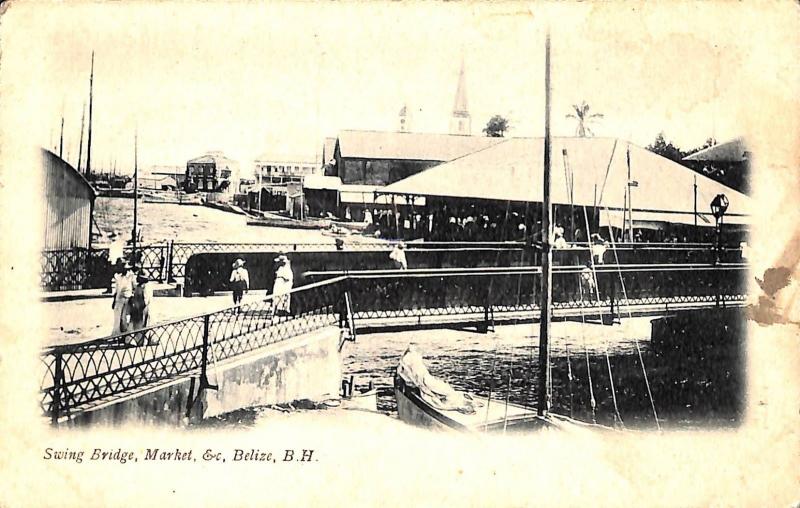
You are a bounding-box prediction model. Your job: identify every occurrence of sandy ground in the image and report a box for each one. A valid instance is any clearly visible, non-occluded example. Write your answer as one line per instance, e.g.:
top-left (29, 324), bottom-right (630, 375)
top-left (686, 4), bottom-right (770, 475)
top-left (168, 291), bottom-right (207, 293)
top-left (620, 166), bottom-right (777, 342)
top-left (41, 291), bottom-right (272, 346)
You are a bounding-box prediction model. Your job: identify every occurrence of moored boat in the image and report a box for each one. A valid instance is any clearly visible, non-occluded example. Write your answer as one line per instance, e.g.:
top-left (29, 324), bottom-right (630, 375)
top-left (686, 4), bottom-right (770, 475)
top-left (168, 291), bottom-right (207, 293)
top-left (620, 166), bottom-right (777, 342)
top-left (247, 213), bottom-right (331, 230)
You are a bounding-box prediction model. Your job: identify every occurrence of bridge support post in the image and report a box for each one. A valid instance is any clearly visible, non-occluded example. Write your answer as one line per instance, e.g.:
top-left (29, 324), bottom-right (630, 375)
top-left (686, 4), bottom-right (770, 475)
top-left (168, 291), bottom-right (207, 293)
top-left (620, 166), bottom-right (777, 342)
top-left (200, 315), bottom-right (218, 391)
top-left (51, 352), bottom-right (64, 425)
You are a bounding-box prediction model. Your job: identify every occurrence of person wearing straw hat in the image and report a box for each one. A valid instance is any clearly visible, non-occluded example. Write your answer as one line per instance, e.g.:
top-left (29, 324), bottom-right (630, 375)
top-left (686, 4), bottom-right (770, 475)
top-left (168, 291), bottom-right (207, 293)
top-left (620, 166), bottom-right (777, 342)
top-left (271, 253), bottom-right (294, 316)
top-left (229, 258), bottom-right (250, 308)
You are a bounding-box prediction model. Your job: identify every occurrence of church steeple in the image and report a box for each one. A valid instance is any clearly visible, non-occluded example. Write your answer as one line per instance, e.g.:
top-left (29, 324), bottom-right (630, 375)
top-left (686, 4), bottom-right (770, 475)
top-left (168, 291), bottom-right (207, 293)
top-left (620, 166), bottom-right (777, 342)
top-left (399, 103), bottom-right (409, 132)
top-left (450, 57), bottom-right (471, 135)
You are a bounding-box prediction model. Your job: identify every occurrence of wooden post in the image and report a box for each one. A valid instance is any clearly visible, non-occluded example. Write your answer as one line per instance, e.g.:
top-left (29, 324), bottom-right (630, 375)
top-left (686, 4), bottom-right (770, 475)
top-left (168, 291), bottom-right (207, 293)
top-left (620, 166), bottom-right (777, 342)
top-left (537, 30), bottom-right (552, 417)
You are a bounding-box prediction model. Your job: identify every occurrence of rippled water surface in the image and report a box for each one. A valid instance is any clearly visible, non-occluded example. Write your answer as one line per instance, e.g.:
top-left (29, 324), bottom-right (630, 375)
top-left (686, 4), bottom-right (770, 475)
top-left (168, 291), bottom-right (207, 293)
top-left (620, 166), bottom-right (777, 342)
top-left (342, 316), bottom-right (743, 430)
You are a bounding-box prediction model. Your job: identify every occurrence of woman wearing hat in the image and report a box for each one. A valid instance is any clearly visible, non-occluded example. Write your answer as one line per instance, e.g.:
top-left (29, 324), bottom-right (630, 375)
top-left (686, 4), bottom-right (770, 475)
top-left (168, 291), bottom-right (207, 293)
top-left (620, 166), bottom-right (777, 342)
top-left (229, 258), bottom-right (250, 308)
top-left (129, 271), bottom-right (153, 339)
top-left (111, 262), bottom-right (135, 335)
top-left (271, 254), bottom-right (293, 316)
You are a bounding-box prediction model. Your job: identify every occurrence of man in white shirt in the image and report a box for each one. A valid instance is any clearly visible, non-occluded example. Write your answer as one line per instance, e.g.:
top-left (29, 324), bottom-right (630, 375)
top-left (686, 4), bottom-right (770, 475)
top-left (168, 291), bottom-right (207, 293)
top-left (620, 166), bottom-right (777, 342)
top-left (389, 242), bottom-right (408, 270)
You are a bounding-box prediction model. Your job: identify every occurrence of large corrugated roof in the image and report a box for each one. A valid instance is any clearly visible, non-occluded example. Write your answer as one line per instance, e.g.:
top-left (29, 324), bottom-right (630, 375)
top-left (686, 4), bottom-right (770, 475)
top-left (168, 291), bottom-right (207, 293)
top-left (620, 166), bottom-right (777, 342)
top-left (382, 137), bottom-right (751, 225)
top-left (337, 130), bottom-right (503, 161)
top-left (683, 138), bottom-right (748, 162)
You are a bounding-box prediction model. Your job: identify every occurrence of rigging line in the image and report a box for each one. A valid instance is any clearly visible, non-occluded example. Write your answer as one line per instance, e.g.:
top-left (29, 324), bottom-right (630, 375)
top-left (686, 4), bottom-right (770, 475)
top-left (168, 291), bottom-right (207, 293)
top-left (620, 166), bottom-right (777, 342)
top-left (502, 348), bottom-right (514, 434)
top-left (576, 274), bottom-right (597, 424)
top-left (483, 337), bottom-right (499, 432)
top-left (596, 139), bottom-right (618, 209)
top-left (603, 213), bottom-right (661, 430)
top-left (483, 199), bottom-right (513, 430)
top-left (582, 204), bottom-right (624, 428)
top-left (565, 341), bottom-right (573, 419)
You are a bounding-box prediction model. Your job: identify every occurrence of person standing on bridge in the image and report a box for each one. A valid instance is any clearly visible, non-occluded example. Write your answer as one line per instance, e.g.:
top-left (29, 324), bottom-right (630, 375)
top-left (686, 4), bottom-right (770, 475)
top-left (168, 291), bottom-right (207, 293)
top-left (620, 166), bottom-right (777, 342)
top-left (229, 258), bottom-right (250, 309)
top-left (112, 262), bottom-right (135, 335)
top-left (271, 254), bottom-right (294, 316)
top-left (128, 271), bottom-right (155, 345)
top-left (389, 242), bottom-right (408, 270)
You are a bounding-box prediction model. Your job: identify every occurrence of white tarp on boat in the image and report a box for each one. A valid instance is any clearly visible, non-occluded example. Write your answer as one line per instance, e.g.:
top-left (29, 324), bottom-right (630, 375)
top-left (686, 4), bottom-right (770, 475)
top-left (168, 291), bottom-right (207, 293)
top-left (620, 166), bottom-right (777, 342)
top-left (398, 345), bottom-right (482, 414)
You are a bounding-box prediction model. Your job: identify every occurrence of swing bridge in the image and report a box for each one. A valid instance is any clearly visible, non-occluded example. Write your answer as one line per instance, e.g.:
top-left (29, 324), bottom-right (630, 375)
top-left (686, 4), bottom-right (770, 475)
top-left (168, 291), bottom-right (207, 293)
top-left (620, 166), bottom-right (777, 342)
top-left (40, 259), bottom-right (748, 424)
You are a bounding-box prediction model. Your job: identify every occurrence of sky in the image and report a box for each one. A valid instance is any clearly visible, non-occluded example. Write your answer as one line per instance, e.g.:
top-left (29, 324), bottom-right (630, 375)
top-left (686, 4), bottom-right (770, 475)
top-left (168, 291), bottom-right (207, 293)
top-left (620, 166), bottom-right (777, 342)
top-left (4, 1), bottom-right (795, 177)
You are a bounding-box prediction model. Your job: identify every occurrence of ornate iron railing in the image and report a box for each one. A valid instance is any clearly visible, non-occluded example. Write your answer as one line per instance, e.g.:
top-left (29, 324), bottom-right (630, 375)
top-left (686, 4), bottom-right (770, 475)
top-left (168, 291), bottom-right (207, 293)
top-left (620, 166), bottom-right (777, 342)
top-left (40, 277), bottom-right (345, 422)
top-left (42, 241), bottom-right (744, 291)
top-left (40, 263), bottom-right (748, 422)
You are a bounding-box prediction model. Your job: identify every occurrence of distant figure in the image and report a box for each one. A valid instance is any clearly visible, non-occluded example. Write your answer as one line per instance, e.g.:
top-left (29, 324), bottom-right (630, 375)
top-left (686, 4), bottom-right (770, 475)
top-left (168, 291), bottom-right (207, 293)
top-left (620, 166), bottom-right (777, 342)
top-left (590, 233), bottom-right (608, 264)
top-left (229, 258), bottom-right (250, 307)
top-left (335, 238), bottom-right (345, 251)
top-left (112, 263), bottom-right (135, 335)
top-left (553, 226), bottom-right (568, 249)
top-left (363, 208), bottom-right (373, 225)
top-left (105, 231), bottom-right (126, 294)
top-left (271, 254), bottom-right (294, 316)
top-left (740, 241), bottom-right (750, 260)
top-left (128, 272), bottom-right (154, 344)
top-left (579, 261), bottom-right (597, 300)
top-left (389, 242), bottom-right (408, 270)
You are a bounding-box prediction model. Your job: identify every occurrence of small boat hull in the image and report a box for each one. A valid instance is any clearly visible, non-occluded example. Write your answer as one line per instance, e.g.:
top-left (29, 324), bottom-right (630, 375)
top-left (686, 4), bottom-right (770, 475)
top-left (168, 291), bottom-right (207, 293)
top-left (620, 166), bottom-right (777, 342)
top-left (394, 369), bottom-right (556, 433)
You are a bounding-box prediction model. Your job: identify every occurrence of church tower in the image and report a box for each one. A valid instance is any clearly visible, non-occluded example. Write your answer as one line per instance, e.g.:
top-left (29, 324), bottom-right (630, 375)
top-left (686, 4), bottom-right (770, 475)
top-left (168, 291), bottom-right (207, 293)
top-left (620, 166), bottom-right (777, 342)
top-left (399, 104), bottom-right (409, 132)
top-left (450, 58), bottom-right (471, 136)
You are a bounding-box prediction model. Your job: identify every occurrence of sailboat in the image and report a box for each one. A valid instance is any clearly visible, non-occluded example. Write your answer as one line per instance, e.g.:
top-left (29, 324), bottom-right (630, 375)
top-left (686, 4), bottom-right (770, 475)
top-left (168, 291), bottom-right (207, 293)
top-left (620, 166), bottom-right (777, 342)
top-left (393, 32), bottom-right (607, 433)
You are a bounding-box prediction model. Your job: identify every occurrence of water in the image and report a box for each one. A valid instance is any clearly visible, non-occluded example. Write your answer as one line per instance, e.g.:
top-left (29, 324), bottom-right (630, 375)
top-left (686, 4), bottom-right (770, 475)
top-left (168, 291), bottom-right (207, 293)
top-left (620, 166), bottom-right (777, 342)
top-left (342, 317), bottom-right (742, 430)
top-left (198, 316), bottom-right (743, 431)
top-left (93, 196), bottom-right (341, 245)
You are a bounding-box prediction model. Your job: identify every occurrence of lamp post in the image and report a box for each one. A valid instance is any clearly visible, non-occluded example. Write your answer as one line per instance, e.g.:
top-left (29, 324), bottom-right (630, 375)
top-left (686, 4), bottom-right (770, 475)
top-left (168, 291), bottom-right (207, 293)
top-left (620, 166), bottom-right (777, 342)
top-left (710, 193), bottom-right (729, 264)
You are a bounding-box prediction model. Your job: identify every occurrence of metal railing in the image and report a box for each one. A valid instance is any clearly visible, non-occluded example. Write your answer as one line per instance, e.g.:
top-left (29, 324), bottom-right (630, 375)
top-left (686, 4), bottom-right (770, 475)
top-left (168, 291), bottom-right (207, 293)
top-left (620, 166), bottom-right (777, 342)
top-left (42, 240), bottom-right (744, 291)
top-left (40, 263), bottom-right (748, 422)
top-left (40, 277), bottom-right (345, 422)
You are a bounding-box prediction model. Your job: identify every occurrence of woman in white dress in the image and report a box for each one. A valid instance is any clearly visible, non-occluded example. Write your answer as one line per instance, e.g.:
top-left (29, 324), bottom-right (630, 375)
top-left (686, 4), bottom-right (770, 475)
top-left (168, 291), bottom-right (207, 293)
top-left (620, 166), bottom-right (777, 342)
top-left (112, 264), bottom-right (134, 335)
top-left (271, 255), bottom-right (294, 316)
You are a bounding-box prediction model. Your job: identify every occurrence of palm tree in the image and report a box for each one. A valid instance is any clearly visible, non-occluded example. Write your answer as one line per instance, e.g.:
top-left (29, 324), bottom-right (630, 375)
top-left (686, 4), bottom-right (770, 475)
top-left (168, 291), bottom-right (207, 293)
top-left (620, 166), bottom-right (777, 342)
top-left (566, 101), bottom-right (603, 137)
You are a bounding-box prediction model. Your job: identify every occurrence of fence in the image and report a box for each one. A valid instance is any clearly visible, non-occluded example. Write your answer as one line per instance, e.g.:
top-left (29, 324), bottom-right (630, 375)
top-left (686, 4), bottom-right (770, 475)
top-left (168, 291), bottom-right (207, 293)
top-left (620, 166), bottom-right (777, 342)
top-left (40, 263), bottom-right (748, 421)
top-left (40, 277), bottom-right (345, 422)
top-left (41, 240), bottom-right (745, 292)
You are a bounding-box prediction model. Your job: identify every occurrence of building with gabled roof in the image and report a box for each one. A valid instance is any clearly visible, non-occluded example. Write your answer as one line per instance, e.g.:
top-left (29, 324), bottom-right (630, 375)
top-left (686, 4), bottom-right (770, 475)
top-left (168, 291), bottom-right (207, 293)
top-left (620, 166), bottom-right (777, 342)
top-left (380, 136), bottom-right (750, 241)
top-left (330, 129), bottom-right (504, 186)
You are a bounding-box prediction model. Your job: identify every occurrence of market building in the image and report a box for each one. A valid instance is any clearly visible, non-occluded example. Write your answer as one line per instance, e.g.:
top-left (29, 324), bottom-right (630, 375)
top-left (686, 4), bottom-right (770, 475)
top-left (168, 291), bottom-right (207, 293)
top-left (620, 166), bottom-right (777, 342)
top-left (378, 137), bottom-right (751, 243)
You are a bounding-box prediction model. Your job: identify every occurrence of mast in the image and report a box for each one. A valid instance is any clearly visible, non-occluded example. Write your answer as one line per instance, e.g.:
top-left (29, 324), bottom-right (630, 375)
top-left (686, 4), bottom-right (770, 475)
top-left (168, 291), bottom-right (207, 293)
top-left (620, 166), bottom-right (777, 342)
top-left (132, 131), bottom-right (139, 261)
top-left (59, 115), bottom-right (64, 159)
top-left (536, 29), bottom-right (553, 417)
top-left (693, 174), bottom-right (698, 228)
top-left (86, 51), bottom-right (95, 177)
top-left (78, 102), bottom-right (85, 173)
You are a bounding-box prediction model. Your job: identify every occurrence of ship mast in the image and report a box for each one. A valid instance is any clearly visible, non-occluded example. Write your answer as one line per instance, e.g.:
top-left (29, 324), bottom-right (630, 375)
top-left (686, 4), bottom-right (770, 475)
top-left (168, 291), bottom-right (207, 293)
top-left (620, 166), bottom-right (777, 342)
top-left (132, 130), bottom-right (139, 262)
top-left (536, 29), bottom-right (553, 417)
top-left (86, 51), bottom-right (95, 177)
